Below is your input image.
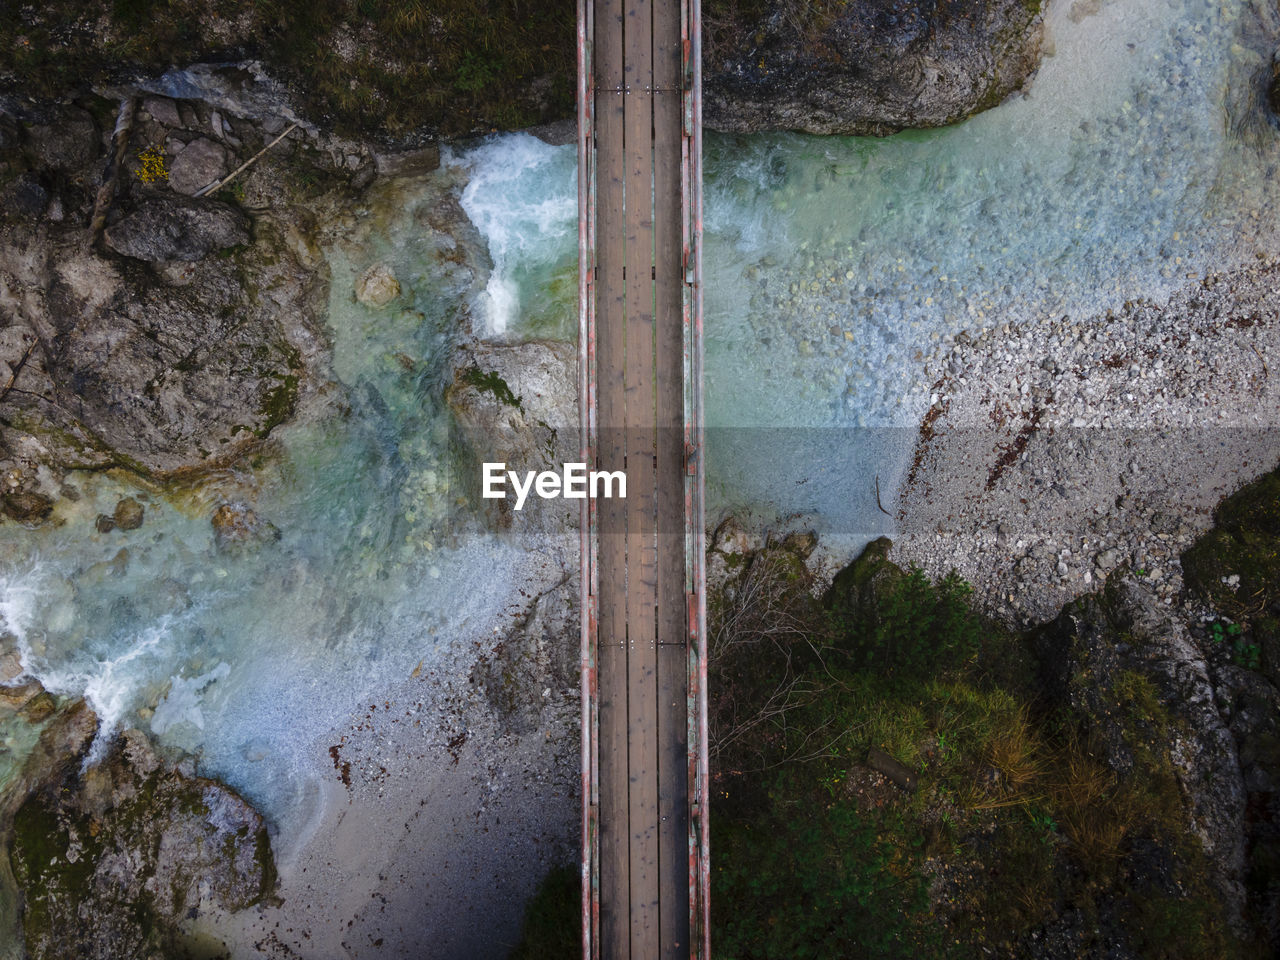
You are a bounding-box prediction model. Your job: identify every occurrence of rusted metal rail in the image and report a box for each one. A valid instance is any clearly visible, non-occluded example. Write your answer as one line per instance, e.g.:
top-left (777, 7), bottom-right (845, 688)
top-left (578, 0), bottom-right (707, 957)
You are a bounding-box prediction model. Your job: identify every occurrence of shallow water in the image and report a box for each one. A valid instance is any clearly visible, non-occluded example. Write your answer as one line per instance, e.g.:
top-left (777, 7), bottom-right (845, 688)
top-left (0, 171), bottom-right (535, 841)
top-left (2, 0), bottom-right (1279, 872)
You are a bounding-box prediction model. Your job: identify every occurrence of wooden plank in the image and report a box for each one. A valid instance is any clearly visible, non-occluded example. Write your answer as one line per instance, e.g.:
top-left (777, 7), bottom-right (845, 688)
top-left (593, 2), bottom-right (628, 957)
top-left (651, 1), bottom-right (688, 955)
top-left (594, 0), bottom-right (624, 89)
top-left (598, 633), bottom-right (631, 958)
top-left (623, 1), bottom-right (659, 956)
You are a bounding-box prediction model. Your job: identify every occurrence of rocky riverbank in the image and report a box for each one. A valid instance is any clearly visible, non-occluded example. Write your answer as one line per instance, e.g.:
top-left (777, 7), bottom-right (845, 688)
top-left (2, 1), bottom-right (1048, 140)
top-left (893, 256), bottom-right (1280, 626)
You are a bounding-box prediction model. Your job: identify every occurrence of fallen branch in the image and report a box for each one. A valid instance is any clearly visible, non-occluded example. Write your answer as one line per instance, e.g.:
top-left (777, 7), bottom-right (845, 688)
top-left (90, 97), bottom-right (138, 244)
top-left (875, 474), bottom-right (892, 516)
top-left (194, 121), bottom-right (300, 198)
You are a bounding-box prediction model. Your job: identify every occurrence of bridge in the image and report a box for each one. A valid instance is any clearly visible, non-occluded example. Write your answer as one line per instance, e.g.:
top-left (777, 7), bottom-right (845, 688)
top-left (576, 0), bottom-right (708, 958)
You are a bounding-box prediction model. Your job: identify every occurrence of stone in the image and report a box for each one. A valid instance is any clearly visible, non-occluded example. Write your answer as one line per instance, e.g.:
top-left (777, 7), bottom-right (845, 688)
top-left (447, 340), bottom-right (577, 533)
top-left (1, 227), bottom-right (317, 475)
top-left (355, 263), bottom-right (400, 307)
top-left (0, 633), bottom-right (24, 682)
top-left (703, 0), bottom-right (1044, 136)
top-left (211, 502), bottom-right (280, 552)
top-left (95, 514), bottom-right (115, 534)
top-left (112, 497), bottom-right (144, 531)
top-left (866, 746), bottom-right (917, 792)
top-left (781, 529), bottom-right (818, 559)
top-left (167, 137), bottom-right (228, 195)
top-left (17, 690), bottom-right (57, 722)
top-left (141, 96), bottom-right (182, 128)
top-left (1, 490), bottom-right (53, 523)
top-left (104, 196), bottom-right (249, 262)
top-left (0, 678), bottom-right (40, 711)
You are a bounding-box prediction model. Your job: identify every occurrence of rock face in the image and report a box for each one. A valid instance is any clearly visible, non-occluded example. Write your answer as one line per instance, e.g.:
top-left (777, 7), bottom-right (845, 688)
top-left (8, 729), bottom-right (275, 960)
top-left (0, 94), bottom-right (337, 481)
top-left (104, 196), bottom-right (248, 262)
top-left (1033, 576), bottom-right (1247, 924)
top-left (704, 0), bottom-right (1045, 135)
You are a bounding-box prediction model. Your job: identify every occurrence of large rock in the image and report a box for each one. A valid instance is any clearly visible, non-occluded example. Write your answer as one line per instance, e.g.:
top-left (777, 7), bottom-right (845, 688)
top-left (0, 490), bottom-right (53, 524)
top-left (0, 212), bottom-right (322, 475)
top-left (104, 196), bottom-right (248, 262)
top-left (704, 0), bottom-right (1045, 135)
top-left (167, 137), bottom-right (228, 195)
top-left (447, 339), bottom-right (577, 531)
top-left (1033, 577), bottom-right (1247, 922)
top-left (9, 729), bottom-right (275, 960)
top-left (112, 497), bottom-right (144, 531)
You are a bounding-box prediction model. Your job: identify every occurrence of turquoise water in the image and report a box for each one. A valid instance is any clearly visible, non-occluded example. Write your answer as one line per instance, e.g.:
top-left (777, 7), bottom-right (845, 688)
top-left (0, 171), bottom-right (533, 843)
top-left (1, 0), bottom-right (1278, 875)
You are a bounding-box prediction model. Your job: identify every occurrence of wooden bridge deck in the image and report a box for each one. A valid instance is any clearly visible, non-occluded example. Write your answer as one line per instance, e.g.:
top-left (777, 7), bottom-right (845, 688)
top-left (578, 0), bottom-right (707, 958)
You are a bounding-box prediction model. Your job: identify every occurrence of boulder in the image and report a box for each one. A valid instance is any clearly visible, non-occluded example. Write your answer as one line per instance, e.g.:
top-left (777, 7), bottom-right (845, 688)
top-left (1, 490), bottom-right (53, 523)
top-left (704, 0), bottom-right (1045, 136)
top-left (112, 497), bottom-right (144, 531)
top-left (167, 137), bottom-right (228, 195)
top-left (355, 262), bottom-right (400, 307)
top-left (104, 196), bottom-right (248, 262)
top-left (141, 97), bottom-right (182, 128)
top-left (211, 502), bottom-right (280, 552)
top-left (9, 730), bottom-right (275, 960)
top-left (446, 339), bottom-right (577, 531)
top-left (0, 216), bottom-right (318, 475)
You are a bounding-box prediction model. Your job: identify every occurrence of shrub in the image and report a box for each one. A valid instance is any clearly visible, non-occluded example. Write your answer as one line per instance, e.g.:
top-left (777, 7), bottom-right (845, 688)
top-left (832, 563), bottom-right (982, 682)
top-left (713, 767), bottom-right (935, 960)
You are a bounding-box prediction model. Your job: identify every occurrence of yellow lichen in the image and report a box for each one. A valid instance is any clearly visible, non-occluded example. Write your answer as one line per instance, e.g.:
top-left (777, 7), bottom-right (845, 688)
top-left (136, 146), bottom-right (168, 184)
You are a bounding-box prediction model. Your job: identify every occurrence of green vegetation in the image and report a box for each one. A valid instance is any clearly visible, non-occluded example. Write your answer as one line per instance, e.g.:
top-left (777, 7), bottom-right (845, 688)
top-left (1182, 469), bottom-right (1280, 621)
top-left (511, 531), bottom-right (1252, 957)
top-left (707, 540), bottom-right (1244, 959)
top-left (0, 1), bottom-right (575, 139)
top-left (461, 366), bottom-right (523, 411)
